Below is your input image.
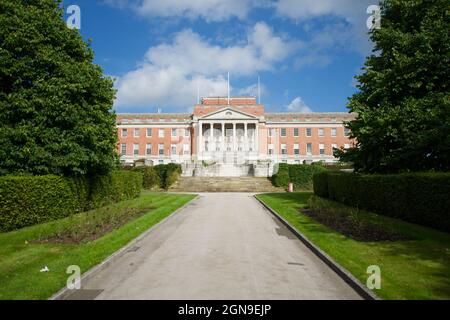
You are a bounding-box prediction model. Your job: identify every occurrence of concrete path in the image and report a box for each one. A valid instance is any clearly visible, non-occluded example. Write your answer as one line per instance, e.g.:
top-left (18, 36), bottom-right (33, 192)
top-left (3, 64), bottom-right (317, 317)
top-left (66, 193), bottom-right (361, 300)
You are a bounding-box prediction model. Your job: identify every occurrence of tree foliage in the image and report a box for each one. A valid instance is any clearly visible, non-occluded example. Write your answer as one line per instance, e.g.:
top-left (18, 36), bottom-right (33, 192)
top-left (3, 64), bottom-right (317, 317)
top-left (339, 0), bottom-right (450, 173)
top-left (0, 0), bottom-right (117, 176)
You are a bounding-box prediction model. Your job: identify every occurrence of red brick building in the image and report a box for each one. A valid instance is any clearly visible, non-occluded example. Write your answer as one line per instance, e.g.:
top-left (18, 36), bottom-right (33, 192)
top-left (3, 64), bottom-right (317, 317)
top-left (117, 97), bottom-right (355, 176)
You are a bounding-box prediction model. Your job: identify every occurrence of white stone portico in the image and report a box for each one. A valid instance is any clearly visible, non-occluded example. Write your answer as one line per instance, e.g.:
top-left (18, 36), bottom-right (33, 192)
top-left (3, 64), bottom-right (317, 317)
top-left (195, 108), bottom-right (260, 164)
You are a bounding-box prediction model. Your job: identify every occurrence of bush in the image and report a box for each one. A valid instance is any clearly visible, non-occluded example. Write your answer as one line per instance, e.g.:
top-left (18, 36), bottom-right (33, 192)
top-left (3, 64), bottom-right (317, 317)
top-left (271, 163), bottom-right (327, 189)
top-left (154, 164), bottom-right (182, 189)
top-left (0, 170), bottom-right (143, 232)
top-left (288, 163), bottom-right (327, 190)
top-left (312, 171), bottom-right (450, 232)
top-left (133, 167), bottom-right (161, 190)
top-left (0, 175), bottom-right (77, 232)
top-left (89, 170), bottom-right (143, 208)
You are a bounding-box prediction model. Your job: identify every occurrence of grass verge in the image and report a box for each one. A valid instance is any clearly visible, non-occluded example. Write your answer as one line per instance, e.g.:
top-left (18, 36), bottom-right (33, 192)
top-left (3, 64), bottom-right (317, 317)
top-left (0, 192), bottom-right (196, 300)
top-left (256, 192), bottom-right (450, 300)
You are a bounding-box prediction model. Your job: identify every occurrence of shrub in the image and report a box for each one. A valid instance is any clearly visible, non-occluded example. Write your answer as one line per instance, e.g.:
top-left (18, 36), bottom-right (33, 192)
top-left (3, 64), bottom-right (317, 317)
top-left (90, 170), bottom-right (143, 208)
top-left (0, 170), bottom-right (143, 232)
top-left (0, 175), bottom-right (76, 232)
top-left (272, 163), bottom-right (290, 187)
top-left (154, 164), bottom-right (182, 189)
top-left (141, 167), bottom-right (161, 189)
top-left (271, 163), bottom-right (327, 189)
top-left (312, 171), bottom-right (450, 232)
top-left (313, 172), bottom-right (329, 197)
top-left (288, 163), bottom-right (327, 190)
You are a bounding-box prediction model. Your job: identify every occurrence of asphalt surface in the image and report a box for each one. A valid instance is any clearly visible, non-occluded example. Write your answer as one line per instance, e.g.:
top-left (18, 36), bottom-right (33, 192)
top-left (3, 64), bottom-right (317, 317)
top-left (65, 193), bottom-right (361, 300)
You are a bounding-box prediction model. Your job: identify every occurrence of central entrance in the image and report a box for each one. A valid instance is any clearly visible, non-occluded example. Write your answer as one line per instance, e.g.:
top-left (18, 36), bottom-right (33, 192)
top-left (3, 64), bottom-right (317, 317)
top-left (197, 108), bottom-right (260, 164)
top-left (199, 122), bottom-right (258, 164)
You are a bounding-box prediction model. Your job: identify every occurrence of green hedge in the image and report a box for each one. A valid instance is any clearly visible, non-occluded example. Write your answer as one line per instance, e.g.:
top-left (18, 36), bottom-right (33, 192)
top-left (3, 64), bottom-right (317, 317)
top-left (272, 163), bottom-right (327, 190)
top-left (271, 163), bottom-right (290, 187)
top-left (0, 170), bottom-right (143, 232)
top-left (132, 167), bottom-right (161, 190)
top-left (0, 175), bottom-right (77, 232)
top-left (313, 172), bottom-right (450, 232)
top-left (154, 164), bottom-right (182, 190)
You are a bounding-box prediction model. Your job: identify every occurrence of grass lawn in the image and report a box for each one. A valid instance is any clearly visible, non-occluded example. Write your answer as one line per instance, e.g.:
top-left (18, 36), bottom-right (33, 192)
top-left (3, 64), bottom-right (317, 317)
top-left (0, 192), bottom-right (196, 300)
top-left (256, 192), bottom-right (450, 300)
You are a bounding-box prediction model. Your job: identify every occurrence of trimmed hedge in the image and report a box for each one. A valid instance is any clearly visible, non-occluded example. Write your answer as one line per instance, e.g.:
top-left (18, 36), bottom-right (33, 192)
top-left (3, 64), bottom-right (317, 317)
top-left (313, 171), bottom-right (450, 232)
top-left (132, 167), bottom-right (161, 190)
top-left (0, 170), bottom-right (143, 232)
top-left (272, 163), bottom-right (290, 187)
top-left (272, 163), bottom-right (327, 190)
top-left (0, 175), bottom-right (77, 232)
top-left (154, 164), bottom-right (182, 190)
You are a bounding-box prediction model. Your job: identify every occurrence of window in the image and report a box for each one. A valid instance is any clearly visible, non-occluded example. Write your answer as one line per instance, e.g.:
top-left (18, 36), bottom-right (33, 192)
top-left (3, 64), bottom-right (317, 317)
top-left (281, 144), bottom-right (287, 155)
top-left (331, 128), bottom-right (337, 137)
top-left (184, 129), bottom-right (190, 137)
top-left (268, 128), bottom-right (275, 137)
top-left (280, 128), bottom-right (287, 137)
top-left (172, 128), bottom-right (177, 137)
top-left (171, 144), bottom-right (177, 155)
top-left (120, 144), bottom-right (127, 156)
top-left (294, 144), bottom-right (300, 155)
top-left (146, 144), bottom-right (152, 155)
top-left (122, 129), bottom-right (128, 138)
top-left (294, 128), bottom-right (299, 137)
top-left (268, 144), bottom-right (274, 155)
top-left (146, 128), bottom-right (152, 137)
top-left (134, 129), bottom-right (140, 138)
top-left (318, 128), bottom-right (324, 137)
top-left (307, 143), bottom-right (312, 155)
top-left (332, 144), bottom-right (338, 152)
top-left (158, 160), bottom-right (164, 165)
top-left (344, 128), bottom-right (350, 137)
top-left (306, 128), bottom-right (312, 137)
top-left (133, 144), bottom-right (139, 156)
top-left (319, 144), bottom-right (325, 155)
top-left (183, 144), bottom-right (190, 155)
top-left (344, 144), bottom-right (350, 150)
top-left (159, 129), bottom-right (165, 138)
top-left (158, 144), bottom-right (164, 155)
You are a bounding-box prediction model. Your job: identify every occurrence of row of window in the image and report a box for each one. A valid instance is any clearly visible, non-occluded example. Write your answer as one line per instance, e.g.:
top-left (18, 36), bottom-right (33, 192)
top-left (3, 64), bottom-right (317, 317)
top-left (121, 128), bottom-right (190, 138)
top-left (121, 143), bottom-right (190, 156)
top-left (269, 127), bottom-right (350, 138)
top-left (268, 143), bottom-right (350, 156)
top-left (121, 127), bottom-right (350, 139)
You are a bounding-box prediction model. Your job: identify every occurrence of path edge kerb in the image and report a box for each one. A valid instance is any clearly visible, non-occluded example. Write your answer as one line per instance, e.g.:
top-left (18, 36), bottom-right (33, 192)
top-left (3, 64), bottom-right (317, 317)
top-left (49, 194), bottom-right (199, 300)
top-left (254, 195), bottom-right (380, 301)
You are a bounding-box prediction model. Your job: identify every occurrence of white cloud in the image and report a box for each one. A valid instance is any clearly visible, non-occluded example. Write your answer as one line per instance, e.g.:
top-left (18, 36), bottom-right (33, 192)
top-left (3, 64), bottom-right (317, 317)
top-left (286, 97), bottom-right (312, 113)
top-left (275, 0), bottom-right (373, 22)
top-left (114, 22), bottom-right (294, 110)
top-left (275, 0), bottom-right (377, 56)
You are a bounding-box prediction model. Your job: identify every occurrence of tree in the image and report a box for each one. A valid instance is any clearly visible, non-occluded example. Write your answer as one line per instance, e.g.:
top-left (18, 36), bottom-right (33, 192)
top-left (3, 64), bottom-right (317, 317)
top-left (0, 0), bottom-right (118, 176)
top-left (339, 0), bottom-right (450, 173)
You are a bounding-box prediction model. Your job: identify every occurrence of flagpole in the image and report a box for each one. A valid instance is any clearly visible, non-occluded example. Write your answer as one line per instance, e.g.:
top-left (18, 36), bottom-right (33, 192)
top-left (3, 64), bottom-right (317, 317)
top-left (227, 72), bottom-right (230, 105)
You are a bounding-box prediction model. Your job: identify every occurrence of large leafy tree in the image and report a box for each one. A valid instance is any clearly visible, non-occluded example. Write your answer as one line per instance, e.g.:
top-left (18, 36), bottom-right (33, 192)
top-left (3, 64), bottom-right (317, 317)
top-left (0, 0), bottom-right (117, 176)
top-left (339, 0), bottom-right (450, 173)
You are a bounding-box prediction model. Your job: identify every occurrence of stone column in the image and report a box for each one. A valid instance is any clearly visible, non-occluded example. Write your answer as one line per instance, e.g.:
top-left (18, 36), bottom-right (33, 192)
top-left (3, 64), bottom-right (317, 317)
top-left (244, 122), bottom-right (248, 153)
top-left (210, 123), bottom-right (214, 156)
top-left (221, 122), bottom-right (225, 152)
top-left (233, 122), bottom-right (236, 152)
top-left (198, 122), bottom-right (203, 159)
top-left (255, 122), bottom-right (259, 157)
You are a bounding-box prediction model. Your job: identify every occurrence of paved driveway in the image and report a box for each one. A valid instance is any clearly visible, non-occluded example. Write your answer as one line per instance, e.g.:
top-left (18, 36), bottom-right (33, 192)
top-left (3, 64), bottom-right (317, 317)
top-left (65, 193), bottom-right (361, 300)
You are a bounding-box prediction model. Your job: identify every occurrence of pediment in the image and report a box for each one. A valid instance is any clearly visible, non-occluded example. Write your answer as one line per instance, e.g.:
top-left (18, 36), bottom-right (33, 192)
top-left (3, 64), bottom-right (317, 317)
top-left (199, 108), bottom-right (257, 120)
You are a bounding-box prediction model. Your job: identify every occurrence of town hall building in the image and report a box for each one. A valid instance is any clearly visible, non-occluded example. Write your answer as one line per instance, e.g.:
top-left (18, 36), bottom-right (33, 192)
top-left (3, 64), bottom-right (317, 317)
top-left (116, 97), bottom-right (355, 176)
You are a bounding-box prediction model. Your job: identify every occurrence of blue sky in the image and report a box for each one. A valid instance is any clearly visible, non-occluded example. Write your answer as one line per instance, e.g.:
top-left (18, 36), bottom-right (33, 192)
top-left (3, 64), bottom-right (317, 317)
top-left (61, 0), bottom-right (378, 113)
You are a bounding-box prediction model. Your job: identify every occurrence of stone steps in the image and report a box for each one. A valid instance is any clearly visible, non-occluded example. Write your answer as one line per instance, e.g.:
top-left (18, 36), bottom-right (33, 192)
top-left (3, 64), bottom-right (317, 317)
top-left (170, 177), bottom-right (284, 193)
